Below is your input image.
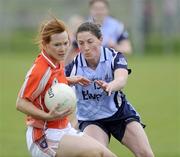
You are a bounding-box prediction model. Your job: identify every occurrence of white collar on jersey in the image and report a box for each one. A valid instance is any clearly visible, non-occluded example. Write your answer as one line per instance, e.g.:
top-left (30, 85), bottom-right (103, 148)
top-left (41, 50), bottom-right (57, 69)
top-left (79, 46), bottom-right (108, 67)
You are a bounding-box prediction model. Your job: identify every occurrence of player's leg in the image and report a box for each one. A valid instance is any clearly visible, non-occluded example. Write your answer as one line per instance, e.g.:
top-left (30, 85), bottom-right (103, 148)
top-left (121, 121), bottom-right (154, 157)
top-left (56, 134), bottom-right (117, 157)
top-left (83, 124), bottom-right (109, 147)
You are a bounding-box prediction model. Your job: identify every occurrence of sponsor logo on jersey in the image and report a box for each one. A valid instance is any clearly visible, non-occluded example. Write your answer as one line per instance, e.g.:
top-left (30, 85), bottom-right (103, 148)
top-left (82, 90), bottom-right (102, 101)
top-left (117, 58), bottom-right (127, 65)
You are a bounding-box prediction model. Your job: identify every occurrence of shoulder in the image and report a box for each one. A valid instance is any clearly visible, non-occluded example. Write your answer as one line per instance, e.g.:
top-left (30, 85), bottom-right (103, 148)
top-left (107, 48), bottom-right (128, 67)
top-left (110, 49), bottom-right (127, 63)
top-left (103, 47), bottom-right (119, 58)
top-left (20, 54), bottom-right (52, 101)
top-left (27, 54), bottom-right (51, 80)
top-left (110, 50), bottom-right (131, 74)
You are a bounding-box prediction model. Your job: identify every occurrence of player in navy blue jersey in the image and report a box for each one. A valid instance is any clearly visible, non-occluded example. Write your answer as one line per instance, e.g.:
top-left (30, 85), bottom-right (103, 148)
top-left (66, 22), bottom-right (154, 157)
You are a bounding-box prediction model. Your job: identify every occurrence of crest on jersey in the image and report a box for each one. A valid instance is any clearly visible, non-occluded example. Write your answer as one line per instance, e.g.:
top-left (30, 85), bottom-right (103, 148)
top-left (52, 78), bottom-right (59, 86)
top-left (36, 136), bottom-right (48, 149)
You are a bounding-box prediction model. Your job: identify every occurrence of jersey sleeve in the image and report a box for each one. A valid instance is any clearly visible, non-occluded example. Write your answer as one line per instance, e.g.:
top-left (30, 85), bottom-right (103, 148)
top-left (113, 53), bottom-right (131, 74)
top-left (19, 63), bottom-right (51, 102)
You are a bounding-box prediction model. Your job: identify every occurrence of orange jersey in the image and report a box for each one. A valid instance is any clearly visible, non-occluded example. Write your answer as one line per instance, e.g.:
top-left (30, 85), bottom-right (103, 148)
top-left (19, 50), bottom-right (68, 130)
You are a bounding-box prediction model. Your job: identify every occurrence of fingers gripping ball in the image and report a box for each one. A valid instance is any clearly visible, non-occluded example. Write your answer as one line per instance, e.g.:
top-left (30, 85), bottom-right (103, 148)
top-left (45, 83), bottom-right (77, 112)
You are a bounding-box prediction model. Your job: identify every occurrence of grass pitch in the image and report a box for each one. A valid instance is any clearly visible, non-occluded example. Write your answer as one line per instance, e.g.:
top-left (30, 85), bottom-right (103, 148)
top-left (0, 53), bottom-right (179, 157)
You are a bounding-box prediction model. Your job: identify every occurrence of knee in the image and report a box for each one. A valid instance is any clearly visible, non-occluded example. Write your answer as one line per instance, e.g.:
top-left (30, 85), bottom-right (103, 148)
top-left (136, 149), bottom-right (154, 157)
top-left (79, 147), bottom-right (103, 157)
top-left (89, 148), bottom-right (103, 157)
top-left (84, 148), bottom-right (116, 157)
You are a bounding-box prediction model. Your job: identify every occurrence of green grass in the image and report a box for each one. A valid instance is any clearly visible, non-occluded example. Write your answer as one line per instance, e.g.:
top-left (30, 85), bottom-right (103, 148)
top-left (110, 55), bottom-right (179, 157)
top-left (0, 53), bottom-right (179, 157)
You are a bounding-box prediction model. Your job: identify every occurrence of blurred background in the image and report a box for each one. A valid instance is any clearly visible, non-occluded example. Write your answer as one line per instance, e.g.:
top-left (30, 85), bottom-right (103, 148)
top-left (0, 0), bottom-right (180, 54)
top-left (0, 0), bottom-right (179, 157)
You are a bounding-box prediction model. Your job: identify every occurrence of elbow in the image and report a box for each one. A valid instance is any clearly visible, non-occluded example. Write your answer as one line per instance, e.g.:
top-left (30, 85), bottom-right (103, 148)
top-left (16, 97), bottom-right (23, 111)
top-left (16, 101), bottom-right (20, 111)
top-left (121, 80), bottom-right (128, 89)
top-left (116, 79), bottom-right (127, 90)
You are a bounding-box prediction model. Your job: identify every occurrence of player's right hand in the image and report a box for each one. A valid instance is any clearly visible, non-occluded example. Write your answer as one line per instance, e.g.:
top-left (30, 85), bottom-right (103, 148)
top-left (47, 105), bottom-right (73, 121)
top-left (68, 75), bottom-right (91, 86)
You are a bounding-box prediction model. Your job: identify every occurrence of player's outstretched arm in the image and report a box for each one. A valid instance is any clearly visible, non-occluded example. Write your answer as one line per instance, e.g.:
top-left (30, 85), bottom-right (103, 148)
top-left (95, 68), bottom-right (128, 95)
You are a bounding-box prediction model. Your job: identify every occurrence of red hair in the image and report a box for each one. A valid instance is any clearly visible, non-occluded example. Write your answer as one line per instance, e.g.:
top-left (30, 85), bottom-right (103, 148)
top-left (37, 17), bottom-right (69, 49)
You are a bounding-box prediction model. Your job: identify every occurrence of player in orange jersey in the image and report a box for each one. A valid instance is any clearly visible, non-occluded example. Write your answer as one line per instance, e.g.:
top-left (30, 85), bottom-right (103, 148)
top-left (16, 17), bottom-right (117, 157)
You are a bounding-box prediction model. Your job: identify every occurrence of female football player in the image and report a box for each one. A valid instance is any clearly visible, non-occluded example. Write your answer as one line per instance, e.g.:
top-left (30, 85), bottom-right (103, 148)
top-left (16, 17), bottom-right (117, 157)
top-left (66, 22), bottom-right (154, 157)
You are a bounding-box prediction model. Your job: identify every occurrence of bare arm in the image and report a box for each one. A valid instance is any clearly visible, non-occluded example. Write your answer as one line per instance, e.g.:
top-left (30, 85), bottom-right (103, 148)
top-left (109, 68), bottom-right (128, 90)
top-left (95, 68), bottom-right (128, 95)
top-left (16, 97), bottom-right (72, 121)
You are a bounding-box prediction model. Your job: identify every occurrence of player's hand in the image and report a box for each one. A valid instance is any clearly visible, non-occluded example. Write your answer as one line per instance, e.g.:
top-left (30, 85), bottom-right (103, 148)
top-left (47, 105), bottom-right (73, 121)
top-left (68, 76), bottom-right (91, 86)
top-left (95, 80), bottom-right (112, 96)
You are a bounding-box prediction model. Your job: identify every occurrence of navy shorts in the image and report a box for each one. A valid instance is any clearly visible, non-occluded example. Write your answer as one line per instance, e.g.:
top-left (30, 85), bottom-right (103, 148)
top-left (78, 97), bottom-right (145, 142)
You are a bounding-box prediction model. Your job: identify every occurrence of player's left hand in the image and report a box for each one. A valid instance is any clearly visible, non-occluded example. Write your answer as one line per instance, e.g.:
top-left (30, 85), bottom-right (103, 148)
top-left (95, 80), bottom-right (112, 96)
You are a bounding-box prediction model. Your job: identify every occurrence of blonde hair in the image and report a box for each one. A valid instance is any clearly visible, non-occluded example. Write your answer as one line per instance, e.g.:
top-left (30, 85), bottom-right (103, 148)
top-left (37, 17), bottom-right (68, 49)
